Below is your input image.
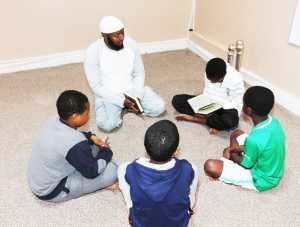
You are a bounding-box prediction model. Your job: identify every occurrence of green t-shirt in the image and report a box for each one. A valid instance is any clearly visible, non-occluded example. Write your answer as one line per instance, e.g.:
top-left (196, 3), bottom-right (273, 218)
top-left (241, 116), bottom-right (285, 191)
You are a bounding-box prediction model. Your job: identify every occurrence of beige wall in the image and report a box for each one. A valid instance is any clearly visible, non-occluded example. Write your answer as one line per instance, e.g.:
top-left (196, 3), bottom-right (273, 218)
top-left (1, 0), bottom-right (190, 60)
top-left (191, 0), bottom-right (300, 98)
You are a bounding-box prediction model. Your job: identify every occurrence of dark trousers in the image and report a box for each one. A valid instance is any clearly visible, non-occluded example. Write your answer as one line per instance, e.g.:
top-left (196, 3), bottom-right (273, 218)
top-left (172, 94), bottom-right (239, 131)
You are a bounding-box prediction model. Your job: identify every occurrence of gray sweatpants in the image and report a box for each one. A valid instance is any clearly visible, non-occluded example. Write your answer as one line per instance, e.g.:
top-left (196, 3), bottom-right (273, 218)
top-left (49, 145), bottom-right (118, 203)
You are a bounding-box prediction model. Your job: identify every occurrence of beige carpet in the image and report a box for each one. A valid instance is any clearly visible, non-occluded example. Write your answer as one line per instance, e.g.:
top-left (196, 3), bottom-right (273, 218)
top-left (0, 50), bottom-right (300, 227)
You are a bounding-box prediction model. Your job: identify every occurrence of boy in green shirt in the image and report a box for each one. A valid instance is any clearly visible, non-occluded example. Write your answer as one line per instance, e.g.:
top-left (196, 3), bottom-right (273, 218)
top-left (204, 86), bottom-right (285, 191)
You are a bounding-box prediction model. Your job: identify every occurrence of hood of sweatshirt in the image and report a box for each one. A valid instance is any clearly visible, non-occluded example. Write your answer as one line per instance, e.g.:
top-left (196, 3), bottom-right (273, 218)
top-left (130, 160), bottom-right (182, 202)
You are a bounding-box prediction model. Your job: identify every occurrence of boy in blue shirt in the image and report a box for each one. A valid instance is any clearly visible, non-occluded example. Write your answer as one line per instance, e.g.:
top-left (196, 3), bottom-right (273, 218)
top-left (118, 120), bottom-right (199, 227)
top-left (28, 90), bottom-right (118, 202)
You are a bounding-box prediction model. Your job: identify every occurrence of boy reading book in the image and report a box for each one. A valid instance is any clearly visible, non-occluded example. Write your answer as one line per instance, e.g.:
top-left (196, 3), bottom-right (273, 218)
top-left (172, 58), bottom-right (244, 134)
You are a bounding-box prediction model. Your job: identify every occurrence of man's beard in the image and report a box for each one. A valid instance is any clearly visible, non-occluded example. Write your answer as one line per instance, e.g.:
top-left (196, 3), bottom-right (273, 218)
top-left (107, 36), bottom-right (124, 51)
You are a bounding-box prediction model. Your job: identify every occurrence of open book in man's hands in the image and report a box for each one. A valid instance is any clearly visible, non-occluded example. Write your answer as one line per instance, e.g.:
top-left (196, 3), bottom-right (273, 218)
top-left (124, 93), bottom-right (144, 113)
top-left (187, 94), bottom-right (222, 115)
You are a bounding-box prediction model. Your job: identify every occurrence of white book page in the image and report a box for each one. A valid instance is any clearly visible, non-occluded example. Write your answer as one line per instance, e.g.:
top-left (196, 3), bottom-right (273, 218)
top-left (236, 133), bottom-right (248, 146)
top-left (187, 94), bottom-right (212, 112)
top-left (187, 94), bottom-right (222, 114)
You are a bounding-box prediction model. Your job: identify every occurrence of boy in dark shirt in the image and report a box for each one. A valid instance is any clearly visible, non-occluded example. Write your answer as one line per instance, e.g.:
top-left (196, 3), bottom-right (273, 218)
top-left (118, 120), bottom-right (199, 227)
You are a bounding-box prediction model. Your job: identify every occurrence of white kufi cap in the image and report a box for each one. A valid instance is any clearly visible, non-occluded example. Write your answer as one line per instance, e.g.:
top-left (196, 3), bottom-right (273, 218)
top-left (99, 16), bottom-right (124, 34)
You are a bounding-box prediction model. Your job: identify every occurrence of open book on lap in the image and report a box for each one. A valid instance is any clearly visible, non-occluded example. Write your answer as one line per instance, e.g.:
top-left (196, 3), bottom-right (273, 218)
top-left (187, 94), bottom-right (222, 115)
top-left (236, 133), bottom-right (248, 146)
top-left (124, 92), bottom-right (144, 113)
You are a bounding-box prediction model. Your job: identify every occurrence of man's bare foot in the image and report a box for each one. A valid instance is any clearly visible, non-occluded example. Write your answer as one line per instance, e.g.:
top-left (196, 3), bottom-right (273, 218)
top-left (209, 128), bottom-right (220, 135)
top-left (175, 114), bottom-right (194, 121)
top-left (105, 182), bottom-right (120, 192)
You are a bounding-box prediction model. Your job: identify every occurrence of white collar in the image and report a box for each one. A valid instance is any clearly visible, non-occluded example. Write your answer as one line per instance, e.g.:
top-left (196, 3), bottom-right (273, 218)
top-left (136, 157), bottom-right (176, 170)
top-left (256, 115), bottom-right (272, 130)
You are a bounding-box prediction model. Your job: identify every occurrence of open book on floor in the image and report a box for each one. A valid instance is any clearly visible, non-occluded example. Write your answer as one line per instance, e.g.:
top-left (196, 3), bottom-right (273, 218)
top-left (124, 93), bottom-right (144, 113)
top-left (187, 94), bottom-right (222, 115)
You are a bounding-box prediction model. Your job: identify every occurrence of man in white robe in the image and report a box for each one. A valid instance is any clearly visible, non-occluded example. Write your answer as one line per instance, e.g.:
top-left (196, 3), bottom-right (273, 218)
top-left (84, 16), bottom-right (165, 132)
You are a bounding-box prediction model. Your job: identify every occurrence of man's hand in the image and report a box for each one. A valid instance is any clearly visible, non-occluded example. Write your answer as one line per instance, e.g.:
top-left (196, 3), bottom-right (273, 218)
top-left (124, 98), bottom-right (139, 114)
top-left (90, 135), bottom-right (109, 148)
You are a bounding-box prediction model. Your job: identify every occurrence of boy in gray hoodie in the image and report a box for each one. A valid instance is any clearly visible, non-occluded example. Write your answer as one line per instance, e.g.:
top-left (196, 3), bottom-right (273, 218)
top-left (28, 90), bottom-right (117, 202)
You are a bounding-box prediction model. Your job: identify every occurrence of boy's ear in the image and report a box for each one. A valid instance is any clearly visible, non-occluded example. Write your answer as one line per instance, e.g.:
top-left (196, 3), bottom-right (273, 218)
top-left (244, 106), bottom-right (253, 116)
top-left (68, 113), bottom-right (80, 121)
top-left (172, 148), bottom-right (181, 158)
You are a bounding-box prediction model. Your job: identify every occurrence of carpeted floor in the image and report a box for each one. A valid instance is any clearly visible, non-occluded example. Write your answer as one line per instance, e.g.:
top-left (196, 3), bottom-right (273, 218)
top-left (0, 50), bottom-right (299, 227)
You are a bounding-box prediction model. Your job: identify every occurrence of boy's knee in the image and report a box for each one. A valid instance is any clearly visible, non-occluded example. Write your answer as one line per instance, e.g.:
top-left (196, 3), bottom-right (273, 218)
top-left (171, 95), bottom-right (180, 108)
top-left (204, 159), bottom-right (222, 179)
top-left (107, 162), bottom-right (118, 179)
top-left (224, 111), bottom-right (239, 129)
top-left (103, 162), bottom-right (118, 185)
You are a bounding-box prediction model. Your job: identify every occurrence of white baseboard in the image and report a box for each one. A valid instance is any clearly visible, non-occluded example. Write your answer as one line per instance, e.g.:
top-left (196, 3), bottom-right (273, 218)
top-left (187, 39), bottom-right (214, 61)
top-left (0, 50), bottom-right (85, 75)
top-left (1, 37), bottom-right (299, 117)
top-left (139, 39), bottom-right (188, 54)
top-left (242, 68), bottom-right (300, 117)
top-left (188, 39), bottom-right (300, 117)
top-left (0, 39), bottom-right (188, 75)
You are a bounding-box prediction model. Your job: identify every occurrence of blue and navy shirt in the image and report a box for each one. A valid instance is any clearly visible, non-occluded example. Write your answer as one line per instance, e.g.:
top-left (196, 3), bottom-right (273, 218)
top-left (125, 159), bottom-right (194, 227)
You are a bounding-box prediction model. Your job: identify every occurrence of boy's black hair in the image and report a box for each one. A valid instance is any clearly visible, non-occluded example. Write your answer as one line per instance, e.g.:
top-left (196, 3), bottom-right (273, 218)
top-left (144, 120), bottom-right (179, 162)
top-left (243, 86), bottom-right (274, 116)
top-left (205, 58), bottom-right (227, 81)
top-left (56, 90), bottom-right (89, 120)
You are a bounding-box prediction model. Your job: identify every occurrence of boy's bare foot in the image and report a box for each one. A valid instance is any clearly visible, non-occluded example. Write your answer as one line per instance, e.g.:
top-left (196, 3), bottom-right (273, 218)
top-left (175, 114), bottom-right (207, 123)
top-left (105, 182), bottom-right (120, 192)
top-left (209, 128), bottom-right (219, 135)
top-left (175, 114), bottom-right (194, 121)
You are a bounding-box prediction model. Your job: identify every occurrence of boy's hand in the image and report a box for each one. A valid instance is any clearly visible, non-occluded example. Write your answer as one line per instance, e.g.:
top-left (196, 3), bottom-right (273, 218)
top-left (128, 215), bottom-right (133, 226)
top-left (223, 147), bottom-right (232, 159)
top-left (230, 129), bottom-right (245, 148)
top-left (231, 129), bottom-right (245, 139)
top-left (189, 207), bottom-right (195, 216)
top-left (91, 135), bottom-right (109, 148)
top-left (223, 146), bottom-right (244, 159)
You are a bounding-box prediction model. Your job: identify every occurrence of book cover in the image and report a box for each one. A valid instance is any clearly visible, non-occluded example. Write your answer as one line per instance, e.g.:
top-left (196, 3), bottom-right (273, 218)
top-left (124, 93), bottom-right (144, 113)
